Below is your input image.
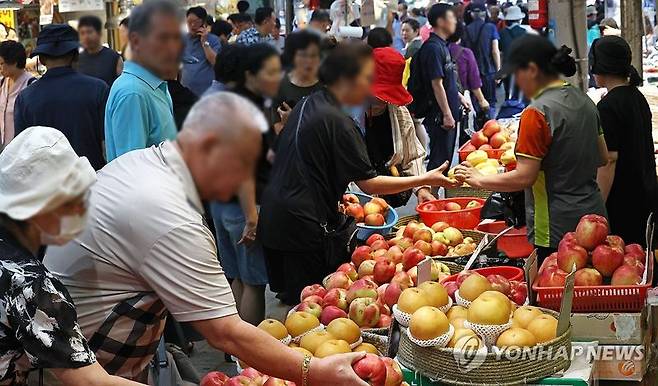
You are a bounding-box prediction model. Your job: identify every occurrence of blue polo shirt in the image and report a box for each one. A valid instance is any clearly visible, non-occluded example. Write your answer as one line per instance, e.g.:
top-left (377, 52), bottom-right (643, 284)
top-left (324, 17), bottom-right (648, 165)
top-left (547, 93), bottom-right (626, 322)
top-left (14, 66), bottom-right (108, 170)
top-left (419, 33), bottom-right (460, 121)
top-left (181, 33), bottom-right (222, 96)
top-left (104, 61), bottom-right (177, 161)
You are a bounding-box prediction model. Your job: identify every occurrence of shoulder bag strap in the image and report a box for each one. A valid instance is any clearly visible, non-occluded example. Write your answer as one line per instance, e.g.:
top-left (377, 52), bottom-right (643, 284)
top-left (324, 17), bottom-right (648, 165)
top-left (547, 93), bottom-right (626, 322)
top-left (294, 98), bottom-right (330, 232)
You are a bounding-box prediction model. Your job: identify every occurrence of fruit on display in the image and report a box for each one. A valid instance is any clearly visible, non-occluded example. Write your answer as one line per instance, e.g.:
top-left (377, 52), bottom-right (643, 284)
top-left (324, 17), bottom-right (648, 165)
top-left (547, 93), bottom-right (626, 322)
top-left (459, 274), bottom-right (492, 301)
top-left (446, 305), bottom-right (468, 321)
top-left (508, 281), bottom-right (528, 306)
top-left (397, 288), bottom-right (433, 314)
top-left (418, 281), bottom-right (449, 308)
top-left (300, 331), bottom-right (335, 355)
top-left (358, 259), bottom-right (377, 279)
top-left (470, 131), bottom-right (489, 148)
top-left (486, 274), bottom-right (511, 295)
top-left (409, 306), bottom-right (450, 340)
top-left (353, 343), bottom-right (379, 354)
top-left (300, 284), bottom-right (327, 302)
top-left (201, 371), bottom-right (231, 386)
top-left (314, 339), bottom-right (352, 358)
top-left (322, 288), bottom-right (348, 311)
top-left (382, 357), bottom-right (404, 386)
top-left (258, 319), bottom-right (289, 340)
top-left (326, 318), bottom-right (361, 344)
top-left (392, 220), bottom-right (473, 257)
top-left (512, 306), bottom-right (543, 329)
top-left (402, 247), bottom-right (425, 270)
top-left (535, 214), bottom-right (647, 288)
top-left (496, 328), bottom-right (537, 349)
top-left (347, 278), bottom-right (378, 303)
top-left (349, 297), bottom-right (381, 328)
top-left (326, 271), bottom-right (353, 290)
top-left (285, 312), bottom-right (320, 338)
top-left (366, 233), bottom-right (385, 246)
top-left (467, 291), bottom-right (512, 325)
top-left (500, 150), bottom-right (516, 166)
top-left (453, 334), bottom-right (483, 351)
top-left (482, 120), bottom-right (501, 137)
top-left (448, 328), bottom-right (476, 348)
top-left (320, 306), bottom-right (348, 325)
top-left (297, 302), bottom-right (322, 319)
top-left (365, 213), bottom-right (386, 226)
top-left (345, 203), bottom-right (365, 223)
top-left (526, 314), bottom-right (558, 343)
top-left (341, 196), bottom-right (391, 227)
top-left (352, 354), bottom-right (388, 386)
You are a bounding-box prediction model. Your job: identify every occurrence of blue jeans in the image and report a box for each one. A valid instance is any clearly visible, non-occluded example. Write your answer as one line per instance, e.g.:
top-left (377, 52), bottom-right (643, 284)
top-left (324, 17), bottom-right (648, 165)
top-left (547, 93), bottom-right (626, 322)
top-left (210, 201), bottom-right (268, 286)
top-left (425, 113), bottom-right (457, 170)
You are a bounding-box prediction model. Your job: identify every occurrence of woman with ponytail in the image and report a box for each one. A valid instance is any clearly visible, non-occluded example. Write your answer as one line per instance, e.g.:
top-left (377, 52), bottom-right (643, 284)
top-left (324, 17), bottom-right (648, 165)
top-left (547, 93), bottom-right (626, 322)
top-left (456, 35), bottom-right (607, 262)
top-left (593, 36), bottom-right (657, 246)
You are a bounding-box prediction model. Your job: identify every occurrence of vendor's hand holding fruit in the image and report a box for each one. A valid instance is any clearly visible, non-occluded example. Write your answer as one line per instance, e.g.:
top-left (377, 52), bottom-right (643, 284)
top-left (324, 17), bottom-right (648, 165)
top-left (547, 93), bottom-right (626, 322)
top-left (453, 162), bottom-right (483, 188)
top-left (416, 187), bottom-right (436, 203)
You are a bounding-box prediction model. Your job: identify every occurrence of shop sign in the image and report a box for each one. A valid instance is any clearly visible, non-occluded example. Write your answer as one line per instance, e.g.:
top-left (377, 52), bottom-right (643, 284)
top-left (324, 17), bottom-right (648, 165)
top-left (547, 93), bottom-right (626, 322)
top-left (58, 0), bottom-right (104, 13)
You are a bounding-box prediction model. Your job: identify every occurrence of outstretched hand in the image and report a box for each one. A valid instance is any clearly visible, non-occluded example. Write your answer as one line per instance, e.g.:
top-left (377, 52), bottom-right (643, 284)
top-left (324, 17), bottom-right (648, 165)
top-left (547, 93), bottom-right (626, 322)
top-left (424, 161), bottom-right (460, 189)
top-left (454, 163), bottom-right (483, 188)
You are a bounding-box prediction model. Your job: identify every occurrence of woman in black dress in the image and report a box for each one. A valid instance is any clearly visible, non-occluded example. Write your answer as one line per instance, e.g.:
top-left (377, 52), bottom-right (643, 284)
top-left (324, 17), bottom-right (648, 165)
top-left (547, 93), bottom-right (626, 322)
top-left (593, 36), bottom-right (658, 246)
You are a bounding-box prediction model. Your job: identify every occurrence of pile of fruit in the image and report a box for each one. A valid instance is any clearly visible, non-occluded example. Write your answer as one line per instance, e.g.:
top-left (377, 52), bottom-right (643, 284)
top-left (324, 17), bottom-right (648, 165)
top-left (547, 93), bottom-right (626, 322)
top-left (465, 120), bottom-right (515, 153)
top-left (340, 193), bottom-right (390, 226)
top-left (405, 289), bottom-right (558, 351)
top-left (457, 120), bottom-right (517, 175)
top-left (200, 368), bottom-right (295, 386)
top-left (419, 199), bottom-right (482, 212)
top-left (535, 214), bottom-right (647, 287)
top-left (392, 220), bottom-right (477, 257)
top-left (255, 316), bottom-right (407, 386)
top-left (442, 270), bottom-right (528, 307)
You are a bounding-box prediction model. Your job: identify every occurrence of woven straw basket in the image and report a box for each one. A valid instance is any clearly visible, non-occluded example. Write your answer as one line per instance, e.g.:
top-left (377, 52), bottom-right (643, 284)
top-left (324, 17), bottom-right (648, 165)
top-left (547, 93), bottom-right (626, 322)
top-left (445, 186), bottom-right (493, 200)
top-left (396, 310), bottom-right (572, 386)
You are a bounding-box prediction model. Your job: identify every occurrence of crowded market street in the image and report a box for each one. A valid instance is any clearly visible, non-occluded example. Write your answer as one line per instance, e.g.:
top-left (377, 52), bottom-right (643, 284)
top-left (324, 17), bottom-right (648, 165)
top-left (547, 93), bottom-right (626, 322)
top-left (0, 0), bottom-right (657, 385)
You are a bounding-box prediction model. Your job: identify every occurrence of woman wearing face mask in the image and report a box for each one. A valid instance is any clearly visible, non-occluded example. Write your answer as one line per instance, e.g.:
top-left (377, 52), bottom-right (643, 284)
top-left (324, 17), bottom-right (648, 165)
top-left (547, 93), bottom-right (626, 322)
top-left (260, 43), bottom-right (457, 306)
top-left (275, 30), bottom-right (323, 131)
top-left (365, 47), bottom-right (436, 206)
top-left (210, 43), bottom-right (282, 326)
top-left (0, 126), bottom-right (144, 386)
top-left (455, 35), bottom-right (608, 263)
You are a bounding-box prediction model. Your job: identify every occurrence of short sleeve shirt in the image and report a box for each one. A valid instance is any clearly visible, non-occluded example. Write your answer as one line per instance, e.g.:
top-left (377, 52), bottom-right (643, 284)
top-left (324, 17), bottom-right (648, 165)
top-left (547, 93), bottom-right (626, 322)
top-left (259, 88), bottom-right (377, 252)
top-left (464, 19), bottom-right (500, 75)
top-left (418, 33), bottom-right (461, 120)
top-left (449, 43), bottom-right (482, 91)
top-left (181, 33), bottom-right (222, 96)
top-left (0, 227), bottom-right (95, 385)
top-left (44, 142), bottom-right (237, 380)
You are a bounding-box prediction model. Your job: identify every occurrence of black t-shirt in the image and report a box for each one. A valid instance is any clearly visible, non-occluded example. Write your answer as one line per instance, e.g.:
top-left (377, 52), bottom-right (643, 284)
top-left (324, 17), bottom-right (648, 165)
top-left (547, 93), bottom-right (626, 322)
top-left (77, 47), bottom-right (120, 86)
top-left (275, 73), bottom-right (323, 110)
top-left (418, 33), bottom-right (461, 121)
top-left (598, 85), bottom-right (658, 244)
top-left (259, 88), bottom-right (377, 251)
top-left (365, 107), bottom-right (394, 170)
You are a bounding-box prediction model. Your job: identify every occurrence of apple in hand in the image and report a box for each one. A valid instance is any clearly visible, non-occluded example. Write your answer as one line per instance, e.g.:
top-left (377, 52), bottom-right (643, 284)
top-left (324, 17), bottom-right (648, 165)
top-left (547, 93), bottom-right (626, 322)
top-left (575, 214), bottom-right (609, 251)
top-left (224, 375), bottom-right (256, 386)
top-left (352, 354), bottom-right (387, 386)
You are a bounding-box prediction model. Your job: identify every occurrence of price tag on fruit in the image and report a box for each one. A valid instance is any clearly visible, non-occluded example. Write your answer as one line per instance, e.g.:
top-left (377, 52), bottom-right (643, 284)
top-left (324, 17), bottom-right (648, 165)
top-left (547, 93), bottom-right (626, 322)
top-left (417, 258), bottom-right (432, 285)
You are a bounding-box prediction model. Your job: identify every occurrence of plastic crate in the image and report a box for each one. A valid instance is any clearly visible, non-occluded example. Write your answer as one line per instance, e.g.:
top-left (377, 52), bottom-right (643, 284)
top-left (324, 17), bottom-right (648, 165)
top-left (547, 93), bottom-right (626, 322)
top-left (532, 254), bottom-right (654, 312)
top-left (458, 140), bottom-right (507, 161)
top-left (416, 197), bottom-right (485, 230)
top-left (476, 221), bottom-right (533, 259)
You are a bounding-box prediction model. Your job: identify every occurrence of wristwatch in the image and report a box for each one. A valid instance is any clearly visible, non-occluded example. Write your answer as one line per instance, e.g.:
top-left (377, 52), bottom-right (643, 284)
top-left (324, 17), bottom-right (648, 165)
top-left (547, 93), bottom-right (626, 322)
top-left (203, 41), bottom-right (211, 47)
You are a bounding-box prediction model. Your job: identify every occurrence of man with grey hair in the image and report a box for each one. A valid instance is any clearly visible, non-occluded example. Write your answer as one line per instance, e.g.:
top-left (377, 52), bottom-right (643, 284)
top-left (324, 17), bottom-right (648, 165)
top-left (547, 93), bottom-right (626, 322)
top-left (104, 0), bottom-right (183, 161)
top-left (45, 93), bottom-right (369, 386)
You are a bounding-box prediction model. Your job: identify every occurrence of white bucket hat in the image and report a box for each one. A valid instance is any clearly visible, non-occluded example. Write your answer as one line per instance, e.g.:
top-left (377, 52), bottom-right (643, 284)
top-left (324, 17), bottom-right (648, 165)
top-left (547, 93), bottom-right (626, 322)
top-left (503, 5), bottom-right (525, 21)
top-left (0, 126), bottom-right (96, 221)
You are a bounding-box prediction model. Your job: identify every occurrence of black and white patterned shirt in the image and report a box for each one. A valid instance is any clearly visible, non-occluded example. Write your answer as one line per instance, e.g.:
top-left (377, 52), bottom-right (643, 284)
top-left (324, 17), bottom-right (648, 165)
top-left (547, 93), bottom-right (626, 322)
top-left (236, 26), bottom-right (274, 46)
top-left (0, 226), bottom-right (95, 385)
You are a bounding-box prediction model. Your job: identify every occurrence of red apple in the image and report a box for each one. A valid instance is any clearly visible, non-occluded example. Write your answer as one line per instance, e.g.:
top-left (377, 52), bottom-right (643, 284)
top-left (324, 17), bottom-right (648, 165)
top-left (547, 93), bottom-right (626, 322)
top-left (377, 314), bottom-right (392, 328)
top-left (403, 221), bottom-right (421, 239)
top-left (391, 271), bottom-right (413, 290)
top-left (462, 143), bottom-right (476, 153)
top-left (298, 301), bottom-right (322, 319)
top-left (240, 368), bottom-right (263, 380)
top-left (377, 302), bottom-right (391, 316)
top-left (471, 130), bottom-right (488, 148)
top-left (431, 221), bottom-right (450, 232)
top-left (382, 357), bottom-right (403, 386)
top-left (444, 202), bottom-right (462, 211)
top-left (574, 268), bottom-right (603, 286)
top-left (383, 282), bottom-right (403, 306)
top-left (365, 214), bottom-right (386, 226)
top-left (351, 246), bottom-right (373, 268)
top-left (591, 243), bottom-right (624, 277)
top-left (326, 271), bottom-right (352, 290)
top-left (443, 281), bottom-right (459, 300)
top-left (611, 265), bottom-right (642, 286)
top-left (225, 375), bottom-right (256, 386)
top-left (456, 271), bottom-right (475, 287)
top-left (413, 240), bottom-right (432, 256)
top-left (347, 278), bottom-right (378, 303)
top-left (478, 144), bottom-right (493, 151)
top-left (373, 260), bottom-right (396, 285)
top-left (489, 132), bottom-right (507, 149)
top-left (623, 256), bottom-right (646, 276)
top-left (366, 233), bottom-right (385, 246)
top-left (625, 244), bottom-right (645, 259)
top-left (300, 284), bottom-right (327, 302)
top-left (486, 274), bottom-right (511, 295)
top-left (320, 305), bottom-right (348, 325)
top-left (413, 229), bottom-right (432, 243)
top-left (323, 288), bottom-right (348, 310)
top-left (385, 246), bottom-right (404, 264)
top-left (337, 263), bottom-right (358, 282)
top-left (557, 235), bottom-right (588, 272)
top-left (575, 214), bottom-right (609, 251)
top-left (301, 295), bottom-right (324, 305)
top-left (343, 193), bottom-right (359, 204)
top-left (537, 265), bottom-right (568, 287)
top-left (431, 240), bottom-right (448, 256)
top-left (539, 252), bottom-right (559, 275)
top-left (508, 281), bottom-right (528, 306)
top-left (201, 371), bottom-right (230, 386)
top-left (345, 203), bottom-right (365, 222)
top-left (482, 119), bottom-right (501, 137)
top-left (606, 235), bottom-right (625, 251)
top-left (352, 354), bottom-right (387, 386)
top-left (349, 298), bottom-right (381, 328)
top-left (358, 260), bottom-right (377, 278)
top-left (402, 247), bottom-right (425, 270)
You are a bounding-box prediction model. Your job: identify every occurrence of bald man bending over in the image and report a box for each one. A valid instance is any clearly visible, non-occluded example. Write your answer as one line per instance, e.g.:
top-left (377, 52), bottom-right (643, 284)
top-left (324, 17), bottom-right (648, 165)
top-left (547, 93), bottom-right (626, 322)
top-left (44, 93), bottom-right (369, 386)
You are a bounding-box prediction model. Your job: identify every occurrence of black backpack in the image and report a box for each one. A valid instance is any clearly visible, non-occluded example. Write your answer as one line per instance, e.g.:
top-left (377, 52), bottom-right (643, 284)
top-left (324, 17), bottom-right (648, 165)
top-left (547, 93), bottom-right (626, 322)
top-left (407, 41), bottom-right (437, 118)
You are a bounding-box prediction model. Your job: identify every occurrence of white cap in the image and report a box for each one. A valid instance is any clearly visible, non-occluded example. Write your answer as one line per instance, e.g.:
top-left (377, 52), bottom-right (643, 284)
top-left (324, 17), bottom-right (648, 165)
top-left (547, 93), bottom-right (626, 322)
top-left (503, 6), bottom-right (525, 21)
top-left (0, 126), bottom-right (96, 220)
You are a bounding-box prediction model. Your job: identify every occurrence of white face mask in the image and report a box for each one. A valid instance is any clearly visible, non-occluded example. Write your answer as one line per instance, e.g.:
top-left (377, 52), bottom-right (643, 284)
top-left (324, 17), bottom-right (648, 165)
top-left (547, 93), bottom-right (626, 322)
top-left (39, 213), bottom-right (87, 245)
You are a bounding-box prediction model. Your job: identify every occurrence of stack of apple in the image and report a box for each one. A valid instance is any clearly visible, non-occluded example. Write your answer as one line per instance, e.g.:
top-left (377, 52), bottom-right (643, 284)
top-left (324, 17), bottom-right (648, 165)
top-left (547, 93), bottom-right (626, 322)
top-left (392, 220), bottom-right (477, 257)
top-left (464, 120), bottom-right (515, 154)
top-left (256, 317), bottom-right (407, 386)
top-left (535, 214), bottom-right (647, 288)
top-left (200, 368), bottom-right (296, 386)
top-left (443, 270), bottom-right (528, 306)
top-left (419, 199), bottom-right (483, 213)
top-left (341, 193), bottom-right (390, 227)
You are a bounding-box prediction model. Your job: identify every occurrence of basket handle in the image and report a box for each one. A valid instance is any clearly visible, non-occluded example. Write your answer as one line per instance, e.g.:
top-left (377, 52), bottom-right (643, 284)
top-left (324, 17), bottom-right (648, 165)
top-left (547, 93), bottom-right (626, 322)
top-left (462, 226), bottom-right (514, 271)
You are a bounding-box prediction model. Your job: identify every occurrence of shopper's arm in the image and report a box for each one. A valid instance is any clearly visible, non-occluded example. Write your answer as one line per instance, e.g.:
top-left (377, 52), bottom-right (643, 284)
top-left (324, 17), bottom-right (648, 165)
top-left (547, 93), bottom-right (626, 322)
top-left (492, 39), bottom-right (501, 72)
top-left (597, 135), bottom-right (609, 167)
top-left (431, 78), bottom-right (455, 129)
top-left (200, 30), bottom-right (219, 65)
top-left (116, 56), bottom-right (124, 76)
top-left (597, 150), bottom-right (618, 202)
top-left (53, 363), bottom-right (145, 386)
top-left (236, 178), bottom-right (258, 244)
top-left (357, 161), bottom-right (458, 194)
top-left (193, 315), bottom-right (368, 386)
top-left (472, 88), bottom-right (489, 110)
top-left (454, 156), bottom-right (541, 192)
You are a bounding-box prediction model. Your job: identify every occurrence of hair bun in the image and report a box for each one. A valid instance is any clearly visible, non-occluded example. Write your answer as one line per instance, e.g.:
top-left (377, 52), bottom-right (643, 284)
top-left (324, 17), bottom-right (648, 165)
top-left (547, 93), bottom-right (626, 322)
top-left (550, 45), bottom-right (577, 77)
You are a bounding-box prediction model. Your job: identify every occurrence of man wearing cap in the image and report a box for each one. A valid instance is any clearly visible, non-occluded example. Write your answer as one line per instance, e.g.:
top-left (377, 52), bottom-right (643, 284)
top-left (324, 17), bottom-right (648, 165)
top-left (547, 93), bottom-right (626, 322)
top-left (13, 24), bottom-right (109, 171)
top-left (498, 5), bottom-right (526, 55)
top-left (0, 126), bottom-right (143, 386)
top-left (462, 1), bottom-right (500, 117)
top-left (104, 0), bottom-right (181, 161)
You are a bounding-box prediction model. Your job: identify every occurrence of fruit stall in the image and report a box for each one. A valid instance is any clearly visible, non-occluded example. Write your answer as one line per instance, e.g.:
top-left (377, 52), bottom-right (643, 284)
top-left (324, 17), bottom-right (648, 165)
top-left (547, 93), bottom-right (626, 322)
top-left (200, 120), bottom-right (657, 386)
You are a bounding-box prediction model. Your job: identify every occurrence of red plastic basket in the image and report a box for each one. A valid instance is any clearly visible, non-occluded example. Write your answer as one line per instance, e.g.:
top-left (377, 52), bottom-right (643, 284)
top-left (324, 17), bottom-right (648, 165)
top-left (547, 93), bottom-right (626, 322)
top-left (458, 141), bottom-right (507, 161)
top-left (532, 254), bottom-right (654, 312)
top-left (416, 197), bottom-right (485, 229)
top-left (476, 221), bottom-right (533, 259)
top-left (441, 266), bottom-right (525, 284)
